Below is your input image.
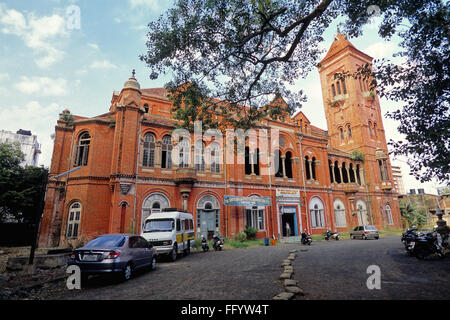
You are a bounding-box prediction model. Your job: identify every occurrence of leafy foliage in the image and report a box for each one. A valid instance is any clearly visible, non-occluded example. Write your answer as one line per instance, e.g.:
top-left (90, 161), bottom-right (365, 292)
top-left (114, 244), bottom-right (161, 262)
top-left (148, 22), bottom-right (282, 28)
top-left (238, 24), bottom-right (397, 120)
top-left (244, 225), bottom-right (258, 240)
top-left (350, 150), bottom-right (365, 161)
top-left (399, 199), bottom-right (428, 228)
top-left (0, 143), bottom-right (48, 223)
top-left (142, 0), bottom-right (449, 182)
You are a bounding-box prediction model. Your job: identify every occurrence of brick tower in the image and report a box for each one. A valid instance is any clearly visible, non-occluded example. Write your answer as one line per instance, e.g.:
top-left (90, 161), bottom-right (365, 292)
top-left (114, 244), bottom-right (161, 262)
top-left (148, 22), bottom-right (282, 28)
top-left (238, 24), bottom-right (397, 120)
top-left (317, 33), bottom-right (400, 227)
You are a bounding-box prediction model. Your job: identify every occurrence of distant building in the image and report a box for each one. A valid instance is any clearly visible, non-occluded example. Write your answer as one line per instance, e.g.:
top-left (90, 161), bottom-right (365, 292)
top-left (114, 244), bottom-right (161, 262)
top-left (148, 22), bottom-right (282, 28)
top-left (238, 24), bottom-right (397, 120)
top-left (0, 129), bottom-right (41, 166)
top-left (391, 166), bottom-right (405, 195)
top-left (399, 189), bottom-right (440, 226)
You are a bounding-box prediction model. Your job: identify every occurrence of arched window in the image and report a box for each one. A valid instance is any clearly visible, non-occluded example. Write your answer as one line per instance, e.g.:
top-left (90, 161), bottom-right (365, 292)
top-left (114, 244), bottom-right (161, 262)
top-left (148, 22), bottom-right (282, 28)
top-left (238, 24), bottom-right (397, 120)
top-left (331, 84), bottom-right (336, 97)
top-left (385, 205), bottom-right (394, 225)
top-left (373, 123), bottom-right (377, 138)
top-left (334, 200), bottom-right (346, 227)
top-left (285, 152), bottom-right (293, 179)
top-left (349, 163), bottom-right (356, 183)
top-left (197, 194), bottom-right (221, 239)
top-left (342, 79), bottom-right (347, 94)
top-left (368, 121), bottom-right (373, 137)
top-left (305, 156), bottom-right (311, 180)
top-left (309, 198), bottom-right (325, 228)
top-left (195, 140), bottom-right (205, 171)
top-left (342, 162), bottom-right (349, 183)
top-left (74, 132), bottom-right (91, 167)
top-left (347, 125), bottom-right (352, 138)
top-left (143, 104), bottom-right (149, 113)
top-left (142, 133), bottom-right (156, 167)
top-left (161, 135), bottom-right (172, 169)
top-left (274, 150), bottom-right (283, 177)
top-left (336, 81), bottom-right (341, 95)
top-left (178, 137), bottom-right (190, 168)
top-left (210, 143), bottom-right (220, 173)
top-left (329, 160), bottom-right (334, 183)
top-left (67, 202), bottom-right (81, 238)
top-left (340, 127), bottom-right (344, 141)
top-left (311, 157), bottom-right (317, 180)
top-left (245, 146), bottom-right (259, 175)
top-left (334, 161), bottom-right (341, 184)
top-left (356, 200), bottom-right (369, 226)
top-left (141, 193), bottom-right (170, 227)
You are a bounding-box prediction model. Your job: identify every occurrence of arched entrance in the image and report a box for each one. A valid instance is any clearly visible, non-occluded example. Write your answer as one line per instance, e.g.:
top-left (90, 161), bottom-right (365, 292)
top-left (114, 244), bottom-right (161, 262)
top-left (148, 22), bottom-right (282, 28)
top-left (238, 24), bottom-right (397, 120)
top-left (356, 200), bottom-right (369, 226)
top-left (142, 193), bottom-right (170, 228)
top-left (197, 194), bottom-right (220, 240)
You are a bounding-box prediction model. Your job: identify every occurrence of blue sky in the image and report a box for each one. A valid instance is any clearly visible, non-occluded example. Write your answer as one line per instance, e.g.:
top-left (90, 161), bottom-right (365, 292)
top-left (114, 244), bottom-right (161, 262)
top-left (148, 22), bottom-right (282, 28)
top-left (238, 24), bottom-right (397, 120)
top-left (0, 0), bottom-right (442, 194)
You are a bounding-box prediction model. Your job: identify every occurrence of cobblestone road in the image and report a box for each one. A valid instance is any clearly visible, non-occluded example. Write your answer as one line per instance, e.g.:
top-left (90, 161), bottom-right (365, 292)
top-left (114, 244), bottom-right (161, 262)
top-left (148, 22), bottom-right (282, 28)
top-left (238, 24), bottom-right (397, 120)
top-left (44, 236), bottom-right (450, 300)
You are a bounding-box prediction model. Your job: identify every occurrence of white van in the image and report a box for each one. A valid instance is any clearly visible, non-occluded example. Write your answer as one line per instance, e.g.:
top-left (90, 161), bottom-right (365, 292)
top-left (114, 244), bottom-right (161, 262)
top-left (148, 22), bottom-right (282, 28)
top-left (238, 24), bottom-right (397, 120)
top-left (141, 210), bottom-right (195, 261)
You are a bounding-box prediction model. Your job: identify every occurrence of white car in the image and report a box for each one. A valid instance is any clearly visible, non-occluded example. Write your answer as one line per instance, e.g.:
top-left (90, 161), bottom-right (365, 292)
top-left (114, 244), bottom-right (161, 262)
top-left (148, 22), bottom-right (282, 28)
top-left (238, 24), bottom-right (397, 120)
top-left (350, 225), bottom-right (379, 240)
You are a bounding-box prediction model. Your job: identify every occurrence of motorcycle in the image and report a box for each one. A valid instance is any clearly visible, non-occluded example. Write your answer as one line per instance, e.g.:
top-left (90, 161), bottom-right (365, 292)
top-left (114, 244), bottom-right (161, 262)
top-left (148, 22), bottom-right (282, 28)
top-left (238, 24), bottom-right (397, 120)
top-left (413, 231), bottom-right (447, 260)
top-left (201, 237), bottom-right (209, 252)
top-left (213, 234), bottom-right (224, 251)
top-left (301, 232), bottom-right (312, 245)
top-left (324, 230), bottom-right (339, 241)
top-left (401, 227), bottom-right (420, 256)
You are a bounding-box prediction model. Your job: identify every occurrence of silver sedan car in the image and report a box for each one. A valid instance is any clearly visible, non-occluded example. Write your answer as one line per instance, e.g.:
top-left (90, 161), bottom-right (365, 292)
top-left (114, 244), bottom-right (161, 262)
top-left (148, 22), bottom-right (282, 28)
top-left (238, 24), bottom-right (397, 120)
top-left (68, 234), bottom-right (157, 282)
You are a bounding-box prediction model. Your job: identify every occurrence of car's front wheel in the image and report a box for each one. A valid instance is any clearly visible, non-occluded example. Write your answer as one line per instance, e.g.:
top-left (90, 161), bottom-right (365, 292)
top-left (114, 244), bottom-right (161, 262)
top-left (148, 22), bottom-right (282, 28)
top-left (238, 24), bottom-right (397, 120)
top-left (170, 244), bottom-right (178, 262)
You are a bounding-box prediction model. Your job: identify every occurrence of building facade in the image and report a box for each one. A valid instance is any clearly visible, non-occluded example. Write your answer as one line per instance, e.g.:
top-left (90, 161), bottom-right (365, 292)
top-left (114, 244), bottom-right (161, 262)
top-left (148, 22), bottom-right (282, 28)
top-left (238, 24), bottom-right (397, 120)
top-left (39, 34), bottom-right (402, 247)
top-left (0, 129), bottom-right (41, 167)
top-left (391, 166), bottom-right (406, 195)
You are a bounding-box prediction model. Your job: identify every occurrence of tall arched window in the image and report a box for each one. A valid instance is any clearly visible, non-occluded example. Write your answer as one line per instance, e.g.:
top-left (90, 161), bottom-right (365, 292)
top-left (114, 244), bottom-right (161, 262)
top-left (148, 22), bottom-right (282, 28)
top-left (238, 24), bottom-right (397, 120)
top-left (373, 122), bottom-right (377, 138)
top-left (74, 132), bottom-right (91, 167)
top-left (195, 140), bottom-right (205, 171)
top-left (142, 133), bottom-right (156, 168)
top-left (340, 127), bottom-right (344, 141)
top-left (331, 84), bottom-right (336, 97)
top-left (347, 125), bottom-right (352, 138)
top-left (368, 121), bottom-right (373, 137)
top-left (334, 200), bottom-right (346, 227)
top-left (311, 157), bottom-right (317, 180)
top-left (285, 151), bottom-right (293, 179)
top-left (342, 79), bottom-right (347, 94)
top-left (309, 197), bottom-right (325, 228)
top-left (210, 143), bottom-right (220, 173)
top-left (336, 81), bottom-right (342, 95)
top-left (274, 150), bottom-right (283, 177)
top-left (305, 156), bottom-right (311, 180)
top-left (67, 202), bottom-right (82, 238)
top-left (161, 135), bottom-right (172, 169)
top-left (178, 137), bottom-right (190, 168)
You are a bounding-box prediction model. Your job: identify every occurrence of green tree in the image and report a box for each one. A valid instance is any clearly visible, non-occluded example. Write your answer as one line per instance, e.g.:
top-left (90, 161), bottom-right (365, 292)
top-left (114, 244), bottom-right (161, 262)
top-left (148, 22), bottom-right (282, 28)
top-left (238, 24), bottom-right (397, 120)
top-left (400, 200), bottom-right (427, 228)
top-left (142, 0), bottom-right (449, 182)
top-left (0, 143), bottom-right (48, 224)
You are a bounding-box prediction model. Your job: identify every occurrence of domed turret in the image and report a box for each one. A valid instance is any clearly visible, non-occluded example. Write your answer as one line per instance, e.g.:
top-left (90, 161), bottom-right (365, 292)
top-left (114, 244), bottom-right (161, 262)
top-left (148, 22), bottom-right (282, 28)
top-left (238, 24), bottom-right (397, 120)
top-left (123, 69), bottom-right (141, 91)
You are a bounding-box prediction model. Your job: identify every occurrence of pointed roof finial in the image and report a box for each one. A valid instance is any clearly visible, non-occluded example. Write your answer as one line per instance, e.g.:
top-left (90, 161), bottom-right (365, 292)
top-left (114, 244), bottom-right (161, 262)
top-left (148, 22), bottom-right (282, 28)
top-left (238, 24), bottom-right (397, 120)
top-left (132, 69), bottom-right (136, 79)
top-left (337, 26), bottom-right (341, 34)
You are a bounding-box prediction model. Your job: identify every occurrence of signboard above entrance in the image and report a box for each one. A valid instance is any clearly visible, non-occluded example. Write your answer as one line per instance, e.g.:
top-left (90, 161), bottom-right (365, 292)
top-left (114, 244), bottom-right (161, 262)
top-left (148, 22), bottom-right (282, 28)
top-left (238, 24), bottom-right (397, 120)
top-left (224, 195), bottom-right (271, 207)
top-left (276, 188), bottom-right (300, 198)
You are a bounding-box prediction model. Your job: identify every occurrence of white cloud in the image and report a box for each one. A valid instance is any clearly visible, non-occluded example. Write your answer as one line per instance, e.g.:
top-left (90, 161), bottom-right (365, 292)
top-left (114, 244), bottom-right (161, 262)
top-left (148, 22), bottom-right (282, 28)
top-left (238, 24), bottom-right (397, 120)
top-left (129, 0), bottom-right (160, 9)
top-left (0, 4), bottom-right (68, 68)
top-left (90, 60), bottom-right (118, 70)
top-left (14, 76), bottom-right (69, 96)
top-left (0, 101), bottom-right (61, 167)
top-left (364, 42), bottom-right (398, 60)
top-left (88, 43), bottom-right (99, 50)
top-left (0, 73), bottom-right (9, 81)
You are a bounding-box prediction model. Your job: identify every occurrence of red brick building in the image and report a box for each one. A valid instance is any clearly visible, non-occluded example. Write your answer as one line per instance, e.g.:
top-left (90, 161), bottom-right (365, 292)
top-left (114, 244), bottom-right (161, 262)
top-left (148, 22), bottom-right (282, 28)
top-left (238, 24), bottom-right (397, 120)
top-left (39, 34), bottom-right (401, 247)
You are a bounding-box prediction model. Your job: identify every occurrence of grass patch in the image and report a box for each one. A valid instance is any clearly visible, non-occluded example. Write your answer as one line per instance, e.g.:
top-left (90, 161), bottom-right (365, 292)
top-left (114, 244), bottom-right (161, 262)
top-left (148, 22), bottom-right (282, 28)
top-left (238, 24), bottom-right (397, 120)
top-left (378, 228), bottom-right (403, 237)
top-left (224, 239), bottom-right (265, 249)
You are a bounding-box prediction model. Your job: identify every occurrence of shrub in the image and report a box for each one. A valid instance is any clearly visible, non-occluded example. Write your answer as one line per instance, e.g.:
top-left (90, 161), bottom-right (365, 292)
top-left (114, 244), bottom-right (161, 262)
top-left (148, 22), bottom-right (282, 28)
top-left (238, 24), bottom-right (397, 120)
top-left (244, 225), bottom-right (257, 240)
top-left (233, 231), bottom-right (247, 242)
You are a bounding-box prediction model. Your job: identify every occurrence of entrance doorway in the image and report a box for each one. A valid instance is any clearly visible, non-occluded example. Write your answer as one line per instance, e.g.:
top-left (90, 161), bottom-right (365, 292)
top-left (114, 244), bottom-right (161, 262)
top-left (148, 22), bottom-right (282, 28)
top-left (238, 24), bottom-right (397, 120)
top-left (281, 206), bottom-right (298, 237)
top-left (197, 195), bottom-right (220, 240)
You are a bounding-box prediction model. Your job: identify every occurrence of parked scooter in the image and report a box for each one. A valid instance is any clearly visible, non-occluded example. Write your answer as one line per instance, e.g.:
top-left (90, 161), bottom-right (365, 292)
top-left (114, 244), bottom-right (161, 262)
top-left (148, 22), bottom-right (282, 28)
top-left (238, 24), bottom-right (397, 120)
top-left (324, 230), bottom-right (339, 241)
top-left (201, 235), bottom-right (209, 252)
top-left (413, 231), bottom-right (447, 260)
top-left (213, 234), bottom-right (224, 251)
top-left (301, 230), bottom-right (312, 245)
top-left (401, 227), bottom-right (420, 256)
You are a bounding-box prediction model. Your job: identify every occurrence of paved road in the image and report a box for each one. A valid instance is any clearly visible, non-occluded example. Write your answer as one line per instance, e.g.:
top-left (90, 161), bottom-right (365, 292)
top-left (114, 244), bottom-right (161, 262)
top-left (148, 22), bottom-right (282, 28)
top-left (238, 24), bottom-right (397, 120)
top-left (50, 244), bottom-right (297, 300)
top-left (47, 236), bottom-right (450, 300)
top-left (292, 236), bottom-right (450, 300)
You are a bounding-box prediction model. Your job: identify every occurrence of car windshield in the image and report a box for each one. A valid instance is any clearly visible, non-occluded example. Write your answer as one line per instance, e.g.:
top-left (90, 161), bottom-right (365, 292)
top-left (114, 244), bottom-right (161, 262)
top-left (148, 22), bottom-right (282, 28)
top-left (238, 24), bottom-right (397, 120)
top-left (365, 225), bottom-right (377, 231)
top-left (143, 219), bottom-right (174, 233)
top-left (85, 235), bottom-right (125, 248)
